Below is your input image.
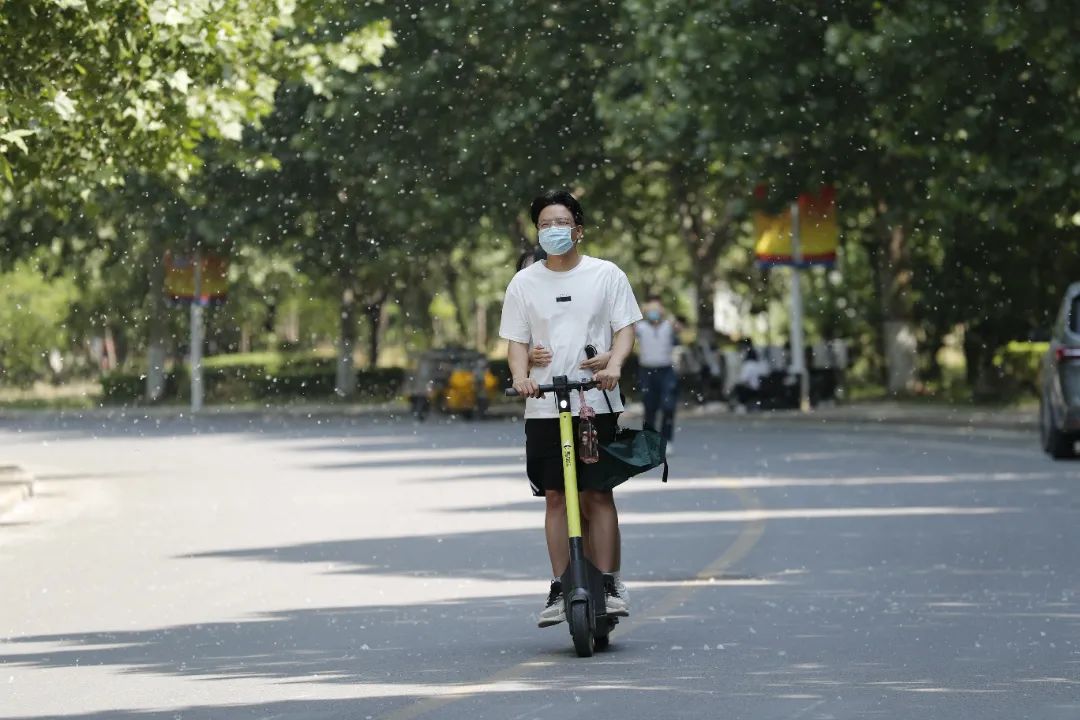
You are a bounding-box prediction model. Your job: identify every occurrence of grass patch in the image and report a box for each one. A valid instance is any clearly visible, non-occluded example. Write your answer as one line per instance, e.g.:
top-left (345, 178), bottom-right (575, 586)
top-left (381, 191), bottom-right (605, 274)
top-left (202, 349), bottom-right (332, 370)
top-left (0, 380), bottom-right (102, 410)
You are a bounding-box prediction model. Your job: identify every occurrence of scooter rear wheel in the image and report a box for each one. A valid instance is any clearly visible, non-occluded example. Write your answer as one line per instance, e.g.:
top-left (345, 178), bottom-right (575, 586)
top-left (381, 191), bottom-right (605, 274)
top-left (594, 615), bottom-right (615, 651)
top-left (569, 603), bottom-right (594, 657)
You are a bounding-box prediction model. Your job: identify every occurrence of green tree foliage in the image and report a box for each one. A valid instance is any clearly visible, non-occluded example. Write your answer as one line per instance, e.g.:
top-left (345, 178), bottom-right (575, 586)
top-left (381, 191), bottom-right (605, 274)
top-left (0, 260), bottom-right (76, 387)
top-left (824, 2), bottom-right (1080, 389)
top-left (0, 0), bottom-right (393, 393)
top-left (599, 1), bottom-right (1079, 391)
top-left (0, 0), bottom-right (392, 190)
top-left (3, 1), bottom-right (1078, 398)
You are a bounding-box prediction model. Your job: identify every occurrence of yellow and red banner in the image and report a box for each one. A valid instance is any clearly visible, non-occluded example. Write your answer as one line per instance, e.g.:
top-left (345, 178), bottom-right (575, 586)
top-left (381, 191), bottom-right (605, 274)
top-left (165, 252), bottom-right (229, 305)
top-left (754, 185), bottom-right (838, 267)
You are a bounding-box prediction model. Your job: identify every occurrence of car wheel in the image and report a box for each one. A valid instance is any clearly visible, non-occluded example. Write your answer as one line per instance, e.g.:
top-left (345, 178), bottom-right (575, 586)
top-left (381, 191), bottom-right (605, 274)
top-left (1040, 395), bottom-right (1052, 452)
top-left (1042, 395), bottom-right (1077, 459)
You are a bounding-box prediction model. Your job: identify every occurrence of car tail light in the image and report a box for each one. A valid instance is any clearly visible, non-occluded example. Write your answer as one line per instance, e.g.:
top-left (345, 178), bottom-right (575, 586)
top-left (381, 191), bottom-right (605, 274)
top-left (1055, 347), bottom-right (1080, 363)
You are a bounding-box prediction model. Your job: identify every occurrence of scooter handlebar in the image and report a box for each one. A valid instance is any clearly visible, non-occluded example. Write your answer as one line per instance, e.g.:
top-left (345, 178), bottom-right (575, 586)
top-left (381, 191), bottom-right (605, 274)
top-left (504, 379), bottom-right (599, 397)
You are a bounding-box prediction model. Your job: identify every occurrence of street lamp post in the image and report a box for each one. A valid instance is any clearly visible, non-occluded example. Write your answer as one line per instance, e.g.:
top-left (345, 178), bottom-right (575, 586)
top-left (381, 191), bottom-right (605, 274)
top-left (789, 201), bottom-right (810, 412)
top-left (190, 251), bottom-right (204, 413)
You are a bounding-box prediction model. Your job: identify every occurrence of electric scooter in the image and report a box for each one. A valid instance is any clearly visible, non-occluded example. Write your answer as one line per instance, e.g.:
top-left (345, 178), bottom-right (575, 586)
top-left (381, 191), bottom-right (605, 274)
top-left (506, 374), bottom-right (617, 657)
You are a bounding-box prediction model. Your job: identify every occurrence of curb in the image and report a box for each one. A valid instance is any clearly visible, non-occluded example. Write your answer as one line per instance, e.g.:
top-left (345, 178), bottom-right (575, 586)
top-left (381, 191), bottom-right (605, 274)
top-left (671, 401), bottom-right (1035, 432)
top-left (0, 401), bottom-right (407, 421)
top-left (0, 465), bottom-right (34, 518)
top-left (807, 409), bottom-right (1036, 432)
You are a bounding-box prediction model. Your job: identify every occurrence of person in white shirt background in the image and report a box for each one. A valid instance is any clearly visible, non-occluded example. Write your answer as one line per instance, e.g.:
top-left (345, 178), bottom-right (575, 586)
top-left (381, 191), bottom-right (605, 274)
top-left (734, 341), bottom-right (771, 410)
top-left (634, 295), bottom-right (681, 450)
top-left (499, 189), bottom-right (642, 628)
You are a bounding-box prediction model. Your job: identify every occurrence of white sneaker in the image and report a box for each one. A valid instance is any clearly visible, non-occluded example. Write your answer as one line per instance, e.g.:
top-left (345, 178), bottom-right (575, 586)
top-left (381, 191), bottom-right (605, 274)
top-left (538, 580), bottom-right (565, 627)
top-left (615, 576), bottom-right (630, 606)
top-left (604, 574), bottom-right (630, 617)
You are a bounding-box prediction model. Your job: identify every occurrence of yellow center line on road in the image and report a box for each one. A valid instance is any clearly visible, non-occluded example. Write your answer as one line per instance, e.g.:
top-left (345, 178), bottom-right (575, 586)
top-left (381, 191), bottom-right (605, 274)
top-left (381, 487), bottom-right (766, 720)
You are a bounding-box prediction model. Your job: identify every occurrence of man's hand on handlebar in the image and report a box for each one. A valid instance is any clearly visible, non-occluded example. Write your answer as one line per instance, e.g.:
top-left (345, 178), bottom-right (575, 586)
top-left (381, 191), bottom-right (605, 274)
top-left (512, 376), bottom-right (544, 398)
top-left (593, 364), bottom-right (621, 392)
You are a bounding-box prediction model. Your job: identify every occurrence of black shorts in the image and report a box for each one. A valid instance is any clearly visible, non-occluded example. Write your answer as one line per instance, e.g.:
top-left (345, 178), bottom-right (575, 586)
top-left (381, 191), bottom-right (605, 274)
top-left (525, 413), bottom-right (619, 497)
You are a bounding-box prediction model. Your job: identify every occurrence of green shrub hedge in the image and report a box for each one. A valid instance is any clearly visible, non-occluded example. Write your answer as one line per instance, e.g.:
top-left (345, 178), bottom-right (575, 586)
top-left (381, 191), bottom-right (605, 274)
top-left (992, 341), bottom-right (1047, 398)
top-left (101, 362), bottom-right (405, 405)
top-left (103, 351), bottom-right (654, 406)
top-left (101, 372), bottom-right (148, 403)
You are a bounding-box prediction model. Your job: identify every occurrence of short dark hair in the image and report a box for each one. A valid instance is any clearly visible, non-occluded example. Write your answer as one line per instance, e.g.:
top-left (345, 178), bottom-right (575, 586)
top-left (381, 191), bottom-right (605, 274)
top-left (530, 189), bottom-right (584, 228)
top-left (646, 294), bottom-right (663, 303)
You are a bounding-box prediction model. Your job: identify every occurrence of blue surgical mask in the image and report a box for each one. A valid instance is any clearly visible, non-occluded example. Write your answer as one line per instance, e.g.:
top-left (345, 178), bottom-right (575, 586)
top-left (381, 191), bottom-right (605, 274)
top-left (646, 310), bottom-right (663, 323)
top-left (538, 226), bottom-right (574, 256)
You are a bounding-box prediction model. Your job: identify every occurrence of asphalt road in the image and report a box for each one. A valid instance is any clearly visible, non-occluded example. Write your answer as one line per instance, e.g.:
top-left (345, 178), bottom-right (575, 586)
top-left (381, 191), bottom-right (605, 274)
top-left (0, 410), bottom-right (1077, 719)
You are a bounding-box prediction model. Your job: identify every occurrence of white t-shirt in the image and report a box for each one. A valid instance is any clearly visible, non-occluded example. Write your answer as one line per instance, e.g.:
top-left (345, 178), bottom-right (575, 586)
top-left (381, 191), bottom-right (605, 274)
top-left (635, 319), bottom-right (676, 368)
top-left (739, 358), bottom-right (770, 390)
top-left (499, 255), bottom-right (642, 419)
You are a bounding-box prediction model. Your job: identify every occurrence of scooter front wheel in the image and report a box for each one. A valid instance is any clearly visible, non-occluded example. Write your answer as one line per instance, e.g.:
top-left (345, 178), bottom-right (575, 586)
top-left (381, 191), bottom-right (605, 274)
top-left (569, 602), bottom-right (594, 657)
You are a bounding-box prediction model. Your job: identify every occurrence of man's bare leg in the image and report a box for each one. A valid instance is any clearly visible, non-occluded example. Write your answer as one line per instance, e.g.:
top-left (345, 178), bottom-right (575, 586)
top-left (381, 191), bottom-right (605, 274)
top-left (614, 524), bottom-right (621, 573)
top-left (544, 490), bottom-right (569, 576)
top-left (579, 490), bottom-right (619, 572)
top-left (580, 489), bottom-right (628, 614)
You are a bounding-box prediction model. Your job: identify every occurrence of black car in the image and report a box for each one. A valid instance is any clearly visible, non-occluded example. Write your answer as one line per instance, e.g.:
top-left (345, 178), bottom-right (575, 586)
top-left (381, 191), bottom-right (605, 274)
top-left (1040, 282), bottom-right (1080, 459)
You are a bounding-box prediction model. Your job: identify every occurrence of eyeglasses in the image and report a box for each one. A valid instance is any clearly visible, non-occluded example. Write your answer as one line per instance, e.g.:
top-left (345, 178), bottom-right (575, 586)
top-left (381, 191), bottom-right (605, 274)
top-left (537, 218), bottom-right (578, 230)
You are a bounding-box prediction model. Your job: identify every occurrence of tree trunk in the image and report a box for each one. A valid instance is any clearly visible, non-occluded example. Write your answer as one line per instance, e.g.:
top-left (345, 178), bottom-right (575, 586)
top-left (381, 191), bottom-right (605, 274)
top-left (282, 305), bottom-right (300, 344)
top-left (364, 290), bottom-right (387, 370)
top-left (145, 233), bottom-right (167, 402)
top-left (963, 323), bottom-right (1000, 400)
top-left (690, 262), bottom-right (717, 343)
top-left (103, 326), bottom-right (118, 370)
top-left (404, 279), bottom-right (436, 353)
top-left (669, 170), bottom-right (732, 344)
top-left (443, 264), bottom-right (470, 343)
top-left (919, 324), bottom-right (946, 385)
top-left (877, 207), bottom-right (917, 395)
top-left (962, 324), bottom-right (981, 388)
top-left (335, 283), bottom-right (357, 397)
top-left (679, 207), bottom-right (726, 343)
top-left (882, 319), bottom-right (917, 394)
top-left (474, 300), bottom-right (488, 353)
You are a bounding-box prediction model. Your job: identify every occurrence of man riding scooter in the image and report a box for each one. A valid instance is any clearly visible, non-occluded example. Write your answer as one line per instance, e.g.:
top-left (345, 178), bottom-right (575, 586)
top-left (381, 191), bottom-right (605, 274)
top-left (499, 189), bottom-right (642, 628)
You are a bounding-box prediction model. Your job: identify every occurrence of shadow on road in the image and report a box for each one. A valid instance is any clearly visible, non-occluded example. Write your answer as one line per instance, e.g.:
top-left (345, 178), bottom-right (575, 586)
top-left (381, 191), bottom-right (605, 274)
top-left (3, 414), bottom-right (1079, 720)
top-left (185, 520), bottom-right (751, 582)
top-left (0, 411), bottom-right (517, 442)
top-left (0, 593), bottom-right (721, 720)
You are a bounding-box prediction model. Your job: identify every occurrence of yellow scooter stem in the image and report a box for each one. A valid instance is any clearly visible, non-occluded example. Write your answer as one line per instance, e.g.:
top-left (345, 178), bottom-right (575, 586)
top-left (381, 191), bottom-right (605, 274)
top-left (559, 410), bottom-right (583, 539)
